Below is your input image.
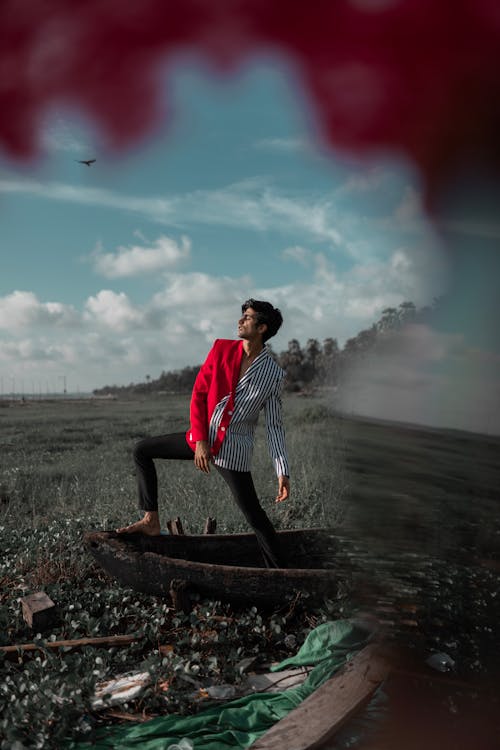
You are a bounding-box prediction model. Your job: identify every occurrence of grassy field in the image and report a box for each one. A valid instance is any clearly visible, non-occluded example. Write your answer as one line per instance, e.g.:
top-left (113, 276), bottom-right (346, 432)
top-left (1, 394), bottom-right (499, 748)
top-left (0, 393), bottom-right (345, 532)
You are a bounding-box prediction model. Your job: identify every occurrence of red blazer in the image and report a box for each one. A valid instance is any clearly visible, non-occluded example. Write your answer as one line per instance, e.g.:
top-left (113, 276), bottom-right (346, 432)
top-left (186, 339), bottom-right (244, 455)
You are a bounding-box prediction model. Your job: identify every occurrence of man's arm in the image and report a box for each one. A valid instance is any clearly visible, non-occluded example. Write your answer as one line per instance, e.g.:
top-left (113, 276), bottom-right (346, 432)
top-left (276, 474), bottom-right (290, 503)
top-left (264, 378), bottom-right (290, 502)
top-left (194, 440), bottom-right (212, 473)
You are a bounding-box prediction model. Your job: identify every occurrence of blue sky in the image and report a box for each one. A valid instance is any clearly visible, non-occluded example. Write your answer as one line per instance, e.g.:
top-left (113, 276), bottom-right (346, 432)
top-left (1, 56), bottom-right (498, 434)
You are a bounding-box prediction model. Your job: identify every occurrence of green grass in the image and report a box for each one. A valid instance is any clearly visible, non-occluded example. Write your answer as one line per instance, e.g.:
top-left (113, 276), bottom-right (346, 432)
top-left (0, 394), bottom-right (346, 532)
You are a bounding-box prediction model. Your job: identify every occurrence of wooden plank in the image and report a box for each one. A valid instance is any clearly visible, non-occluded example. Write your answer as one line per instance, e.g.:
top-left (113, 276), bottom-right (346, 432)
top-left (102, 709), bottom-right (152, 723)
top-left (166, 517), bottom-right (184, 535)
top-left (169, 578), bottom-right (191, 612)
top-left (250, 644), bottom-right (389, 750)
top-left (203, 517), bottom-right (217, 534)
top-left (0, 634), bottom-right (142, 659)
top-left (21, 591), bottom-right (58, 630)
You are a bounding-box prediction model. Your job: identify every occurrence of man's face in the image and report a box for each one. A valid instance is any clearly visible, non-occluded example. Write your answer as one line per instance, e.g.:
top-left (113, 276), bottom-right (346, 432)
top-left (237, 307), bottom-right (266, 341)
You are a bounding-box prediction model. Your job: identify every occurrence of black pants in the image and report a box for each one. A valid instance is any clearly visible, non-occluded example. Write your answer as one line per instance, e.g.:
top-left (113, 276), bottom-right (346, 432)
top-left (133, 432), bottom-right (284, 568)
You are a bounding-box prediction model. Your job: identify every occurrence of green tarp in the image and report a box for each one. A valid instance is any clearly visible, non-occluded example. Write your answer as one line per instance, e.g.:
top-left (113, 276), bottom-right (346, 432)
top-left (69, 619), bottom-right (372, 750)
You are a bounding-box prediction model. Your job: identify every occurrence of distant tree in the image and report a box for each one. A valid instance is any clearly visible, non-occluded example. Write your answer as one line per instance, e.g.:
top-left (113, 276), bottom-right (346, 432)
top-left (339, 324), bottom-right (378, 383)
top-left (343, 325), bottom-right (377, 358)
top-left (294, 338), bottom-right (319, 384)
top-left (377, 301), bottom-right (417, 333)
top-left (377, 307), bottom-right (400, 332)
top-left (399, 300), bottom-right (417, 321)
top-left (338, 299), bottom-right (434, 382)
top-left (317, 337), bottom-right (339, 386)
top-left (413, 296), bottom-right (443, 326)
top-left (279, 339), bottom-right (306, 390)
top-left (305, 338), bottom-right (321, 369)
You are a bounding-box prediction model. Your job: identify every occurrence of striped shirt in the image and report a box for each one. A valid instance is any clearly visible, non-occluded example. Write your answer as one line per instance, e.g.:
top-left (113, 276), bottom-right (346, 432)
top-left (208, 346), bottom-right (289, 476)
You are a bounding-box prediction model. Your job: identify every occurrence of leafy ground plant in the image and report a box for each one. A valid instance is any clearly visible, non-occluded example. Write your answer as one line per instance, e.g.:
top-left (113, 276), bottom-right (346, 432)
top-left (6, 394), bottom-right (499, 746)
top-left (0, 515), bottom-right (349, 749)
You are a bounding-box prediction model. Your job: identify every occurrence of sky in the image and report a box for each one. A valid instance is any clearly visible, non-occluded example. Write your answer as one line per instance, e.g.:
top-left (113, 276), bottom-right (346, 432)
top-left (0, 54), bottom-right (499, 434)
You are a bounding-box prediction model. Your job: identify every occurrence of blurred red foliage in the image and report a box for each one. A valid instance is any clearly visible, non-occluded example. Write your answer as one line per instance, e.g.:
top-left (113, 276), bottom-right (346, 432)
top-left (1, 0), bottom-right (499, 198)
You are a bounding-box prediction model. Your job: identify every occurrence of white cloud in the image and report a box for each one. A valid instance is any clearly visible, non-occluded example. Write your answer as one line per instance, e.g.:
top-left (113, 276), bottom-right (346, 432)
top-left (393, 186), bottom-right (421, 223)
top-left (390, 250), bottom-right (412, 273)
top-left (0, 291), bottom-right (79, 330)
top-left (260, 191), bottom-right (342, 246)
top-left (334, 167), bottom-right (385, 196)
top-left (41, 119), bottom-right (88, 154)
top-left (84, 290), bottom-right (145, 331)
top-left (281, 245), bottom-right (311, 266)
top-left (306, 248), bottom-right (437, 324)
top-left (146, 271), bottom-right (254, 342)
top-left (253, 137), bottom-right (307, 152)
top-left (92, 235), bottom-right (191, 278)
top-left (1, 338), bottom-right (67, 362)
top-left (256, 251), bottom-right (428, 347)
top-left (0, 178), bottom-right (176, 222)
top-left (343, 244), bottom-right (448, 308)
top-left (0, 173), bottom-right (453, 273)
top-left (0, 177), bottom-right (345, 249)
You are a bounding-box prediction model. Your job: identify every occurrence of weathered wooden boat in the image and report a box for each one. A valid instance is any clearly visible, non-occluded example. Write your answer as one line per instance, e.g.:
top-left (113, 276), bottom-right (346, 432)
top-left (84, 527), bottom-right (338, 607)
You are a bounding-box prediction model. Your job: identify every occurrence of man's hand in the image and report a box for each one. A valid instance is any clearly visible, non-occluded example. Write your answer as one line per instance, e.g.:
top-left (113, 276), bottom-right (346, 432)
top-left (276, 475), bottom-right (290, 503)
top-left (194, 440), bottom-right (212, 473)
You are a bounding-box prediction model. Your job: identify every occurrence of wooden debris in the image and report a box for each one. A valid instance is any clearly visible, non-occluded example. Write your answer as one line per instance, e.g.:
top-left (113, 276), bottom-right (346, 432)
top-left (92, 671), bottom-right (151, 710)
top-left (250, 644), bottom-right (390, 750)
top-left (169, 578), bottom-right (191, 612)
top-left (166, 516), bottom-right (184, 535)
top-left (0, 634), bottom-right (142, 660)
top-left (203, 517), bottom-right (217, 534)
top-left (102, 709), bottom-right (152, 723)
top-left (21, 591), bottom-right (57, 631)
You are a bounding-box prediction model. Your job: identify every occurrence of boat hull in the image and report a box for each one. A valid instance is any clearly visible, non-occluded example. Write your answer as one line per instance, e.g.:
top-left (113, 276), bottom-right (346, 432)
top-left (84, 528), bottom-right (338, 606)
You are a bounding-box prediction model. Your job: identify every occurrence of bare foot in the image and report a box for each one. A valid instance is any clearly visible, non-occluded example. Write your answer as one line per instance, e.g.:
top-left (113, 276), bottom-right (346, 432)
top-left (116, 512), bottom-right (161, 536)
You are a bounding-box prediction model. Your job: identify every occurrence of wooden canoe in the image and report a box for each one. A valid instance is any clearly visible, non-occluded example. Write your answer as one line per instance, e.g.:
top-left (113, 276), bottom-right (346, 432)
top-left (83, 528), bottom-right (338, 607)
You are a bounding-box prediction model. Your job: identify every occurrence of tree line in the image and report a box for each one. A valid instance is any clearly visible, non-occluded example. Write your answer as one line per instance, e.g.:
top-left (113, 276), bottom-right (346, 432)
top-left (93, 300), bottom-right (437, 396)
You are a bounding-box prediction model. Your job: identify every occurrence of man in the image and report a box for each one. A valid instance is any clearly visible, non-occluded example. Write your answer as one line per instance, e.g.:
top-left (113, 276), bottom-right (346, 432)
top-left (117, 299), bottom-right (290, 568)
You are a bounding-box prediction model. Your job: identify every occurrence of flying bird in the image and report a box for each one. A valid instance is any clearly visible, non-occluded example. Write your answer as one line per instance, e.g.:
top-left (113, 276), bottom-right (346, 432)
top-left (76, 158), bottom-right (96, 166)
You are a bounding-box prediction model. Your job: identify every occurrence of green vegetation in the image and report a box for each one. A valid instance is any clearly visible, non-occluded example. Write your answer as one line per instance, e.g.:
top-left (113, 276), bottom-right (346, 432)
top-left (2, 393), bottom-right (499, 748)
top-left (0, 395), bottom-right (345, 531)
top-left (0, 394), bottom-right (346, 749)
